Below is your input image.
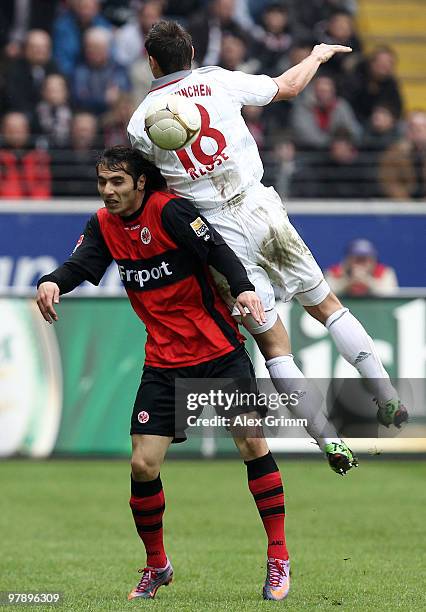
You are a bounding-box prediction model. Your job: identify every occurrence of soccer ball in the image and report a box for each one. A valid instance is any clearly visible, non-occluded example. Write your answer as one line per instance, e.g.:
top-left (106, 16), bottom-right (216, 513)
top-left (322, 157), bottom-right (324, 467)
top-left (145, 94), bottom-right (201, 151)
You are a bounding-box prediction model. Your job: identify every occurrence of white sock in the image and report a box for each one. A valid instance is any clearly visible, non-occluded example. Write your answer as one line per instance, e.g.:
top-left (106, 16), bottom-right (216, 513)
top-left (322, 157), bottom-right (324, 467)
top-left (266, 355), bottom-right (340, 451)
top-left (325, 308), bottom-right (396, 404)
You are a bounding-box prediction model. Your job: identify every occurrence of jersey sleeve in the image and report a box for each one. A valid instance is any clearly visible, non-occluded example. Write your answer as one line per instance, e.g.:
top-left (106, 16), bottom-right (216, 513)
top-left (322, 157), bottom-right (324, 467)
top-left (127, 107), bottom-right (155, 161)
top-left (37, 214), bottom-right (113, 294)
top-left (161, 198), bottom-right (254, 297)
top-left (209, 67), bottom-right (278, 107)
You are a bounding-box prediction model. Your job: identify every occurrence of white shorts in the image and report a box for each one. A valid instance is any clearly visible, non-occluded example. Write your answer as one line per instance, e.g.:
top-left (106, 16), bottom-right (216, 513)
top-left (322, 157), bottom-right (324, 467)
top-left (205, 183), bottom-right (329, 312)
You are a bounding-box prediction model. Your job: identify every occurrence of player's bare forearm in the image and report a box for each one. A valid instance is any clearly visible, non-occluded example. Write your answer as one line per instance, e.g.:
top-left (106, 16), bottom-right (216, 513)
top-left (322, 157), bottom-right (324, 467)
top-left (272, 44), bottom-right (352, 101)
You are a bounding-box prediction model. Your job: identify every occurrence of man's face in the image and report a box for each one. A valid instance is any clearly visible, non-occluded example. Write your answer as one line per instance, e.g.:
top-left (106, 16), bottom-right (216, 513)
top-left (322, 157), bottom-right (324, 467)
top-left (407, 113), bottom-right (426, 148)
top-left (213, 0), bottom-right (235, 22)
top-left (370, 51), bottom-right (395, 79)
top-left (2, 113), bottom-right (30, 148)
top-left (71, 114), bottom-right (97, 150)
top-left (97, 164), bottom-right (145, 216)
top-left (84, 36), bottom-right (109, 67)
top-left (74, 0), bottom-right (99, 25)
top-left (314, 77), bottom-right (335, 107)
top-left (25, 30), bottom-right (51, 65)
top-left (328, 14), bottom-right (353, 41)
top-left (139, 2), bottom-right (162, 35)
top-left (371, 106), bottom-right (395, 133)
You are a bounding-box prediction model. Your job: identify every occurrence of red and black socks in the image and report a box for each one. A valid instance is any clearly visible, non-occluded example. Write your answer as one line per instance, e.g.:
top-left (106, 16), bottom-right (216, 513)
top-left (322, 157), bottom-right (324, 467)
top-left (129, 475), bottom-right (167, 568)
top-left (245, 451), bottom-right (289, 561)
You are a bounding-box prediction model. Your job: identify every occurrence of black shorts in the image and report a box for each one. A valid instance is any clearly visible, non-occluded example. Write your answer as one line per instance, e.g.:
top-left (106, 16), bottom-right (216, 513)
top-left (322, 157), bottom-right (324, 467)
top-left (130, 345), bottom-right (259, 442)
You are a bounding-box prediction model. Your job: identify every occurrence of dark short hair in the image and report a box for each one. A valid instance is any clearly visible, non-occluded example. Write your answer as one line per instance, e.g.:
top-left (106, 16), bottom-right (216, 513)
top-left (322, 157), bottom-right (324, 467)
top-left (96, 145), bottom-right (166, 191)
top-left (370, 45), bottom-right (396, 61)
top-left (145, 20), bottom-right (192, 75)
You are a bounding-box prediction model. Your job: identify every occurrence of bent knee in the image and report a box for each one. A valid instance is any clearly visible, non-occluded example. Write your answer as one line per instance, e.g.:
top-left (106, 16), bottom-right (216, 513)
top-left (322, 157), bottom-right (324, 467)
top-left (305, 291), bottom-right (343, 323)
top-left (131, 455), bottom-right (160, 481)
top-left (235, 435), bottom-right (269, 461)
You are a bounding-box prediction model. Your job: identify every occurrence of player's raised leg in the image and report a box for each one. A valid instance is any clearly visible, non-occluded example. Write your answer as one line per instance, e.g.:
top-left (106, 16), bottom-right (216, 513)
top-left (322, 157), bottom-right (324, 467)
top-left (302, 292), bottom-right (408, 428)
top-left (128, 434), bottom-right (174, 600)
top-left (232, 432), bottom-right (290, 600)
top-left (207, 198), bottom-right (356, 475)
top-left (245, 314), bottom-right (358, 475)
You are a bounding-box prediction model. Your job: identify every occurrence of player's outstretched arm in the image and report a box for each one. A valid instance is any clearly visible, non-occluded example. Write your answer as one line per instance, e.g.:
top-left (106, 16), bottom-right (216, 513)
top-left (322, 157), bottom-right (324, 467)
top-left (35, 215), bottom-right (113, 324)
top-left (273, 44), bottom-right (352, 101)
top-left (36, 282), bottom-right (61, 324)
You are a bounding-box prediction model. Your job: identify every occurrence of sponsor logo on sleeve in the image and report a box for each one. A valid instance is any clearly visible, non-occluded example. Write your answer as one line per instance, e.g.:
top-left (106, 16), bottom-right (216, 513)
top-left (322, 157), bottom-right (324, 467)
top-left (190, 217), bottom-right (210, 240)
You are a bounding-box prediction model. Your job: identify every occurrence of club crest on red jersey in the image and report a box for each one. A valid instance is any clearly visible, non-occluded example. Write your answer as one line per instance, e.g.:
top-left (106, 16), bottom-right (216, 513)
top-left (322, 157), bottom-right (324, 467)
top-left (140, 227), bottom-right (151, 244)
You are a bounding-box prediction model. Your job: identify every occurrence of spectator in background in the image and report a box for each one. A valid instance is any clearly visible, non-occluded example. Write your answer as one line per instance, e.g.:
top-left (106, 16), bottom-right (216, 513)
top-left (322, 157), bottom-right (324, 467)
top-left (127, 1), bottom-right (164, 106)
top-left (166, 0), bottom-right (205, 23)
top-left (290, 0), bottom-right (357, 31)
top-left (2, 29), bottom-right (58, 115)
top-left (316, 130), bottom-right (367, 198)
top-left (314, 10), bottom-right (362, 79)
top-left (280, 38), bottom-right (314, 71)
top-left (361, 105), bottom-right (401, 198)
top-left (265, 136), bottom-right (312, 198)
top-left (34, 74), bottom-right (73, 149)
top-left (362, 105), bottom-right (401, 154)
top-left (378, 111), bottom-right (426, 200)
top-left (51, 112), bottom-right (101, 197)
top-left (102, 0), bottom-right (135, 27)
top-left (114, 0), bottom-right (163, 67)
top-left (71, 27), bottom-right (131, 115)
top-left (253, 3), bottom-right (295, 76)
top-left (218, 32), bottom-right (259, 73)
top-left (342, 46), bottom-right (403, 124)
top-left (52, 0), bottom-right (112, 76)
top-left (290, 75), bottom-right (361, 150)
top-left (0, 0), bottom-right (60, 59)
top-left (264, 39), bottom-right (314, 128)
top-left (102, 92), bottom-right (135, 147)
top-left (0, 1), bottom-right (18, 56)
top-left (0, 111), bottom-right (51, 198)
top-left (242, 105), bottom-right (267, 151)
top-left (188, 0), bottom-right (248, 67)
top-left (325, 239), bottom-right (398, 296)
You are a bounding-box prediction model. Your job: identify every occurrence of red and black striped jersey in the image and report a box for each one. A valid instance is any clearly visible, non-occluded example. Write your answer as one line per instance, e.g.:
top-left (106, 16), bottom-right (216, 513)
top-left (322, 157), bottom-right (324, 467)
top-left (39, 190), bottom-right (254, 368)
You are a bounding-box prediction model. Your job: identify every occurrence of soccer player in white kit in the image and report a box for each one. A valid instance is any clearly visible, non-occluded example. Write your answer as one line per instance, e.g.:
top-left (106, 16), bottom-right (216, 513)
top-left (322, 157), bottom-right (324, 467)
top-left (128, 21), bottom-right (408, 476)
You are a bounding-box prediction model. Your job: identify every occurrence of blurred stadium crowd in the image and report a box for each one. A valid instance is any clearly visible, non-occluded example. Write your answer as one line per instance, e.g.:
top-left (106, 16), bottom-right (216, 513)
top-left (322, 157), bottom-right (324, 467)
top-left (0, 0), bottom-right (425, 200)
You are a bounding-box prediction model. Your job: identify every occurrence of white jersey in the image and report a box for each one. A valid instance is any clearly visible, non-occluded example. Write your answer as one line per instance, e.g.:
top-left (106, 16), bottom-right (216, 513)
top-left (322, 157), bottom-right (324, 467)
top-left (128, 66), bottom-right (278, 211)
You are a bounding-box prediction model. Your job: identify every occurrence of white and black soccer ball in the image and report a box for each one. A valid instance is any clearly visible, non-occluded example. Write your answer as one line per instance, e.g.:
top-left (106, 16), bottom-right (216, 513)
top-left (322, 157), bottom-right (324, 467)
top-left (144, 94), bottom-right (201, 151)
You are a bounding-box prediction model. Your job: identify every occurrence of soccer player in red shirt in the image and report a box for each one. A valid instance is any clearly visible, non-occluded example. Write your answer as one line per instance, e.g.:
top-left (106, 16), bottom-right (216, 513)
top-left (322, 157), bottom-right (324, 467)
top-left (36, 146), bottom-right (291, 602)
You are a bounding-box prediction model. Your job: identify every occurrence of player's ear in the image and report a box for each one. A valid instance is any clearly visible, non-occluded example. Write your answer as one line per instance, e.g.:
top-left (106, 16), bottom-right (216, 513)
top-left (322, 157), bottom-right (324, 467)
top-left (191, 46), bottom-right (195, 61)
top-left (148, 55), bottom-right (160, 75)
top-left (137, 174), bottom-right (146, 191)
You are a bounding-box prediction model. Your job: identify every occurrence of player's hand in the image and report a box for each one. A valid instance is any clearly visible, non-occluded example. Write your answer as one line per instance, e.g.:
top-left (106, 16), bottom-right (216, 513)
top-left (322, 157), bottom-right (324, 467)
top-left (36, 282), bottom-right (60, 324)
top-left (311, 43), bottom-right (352, 64)
top-left (235, 291), bottom-right (266, 325)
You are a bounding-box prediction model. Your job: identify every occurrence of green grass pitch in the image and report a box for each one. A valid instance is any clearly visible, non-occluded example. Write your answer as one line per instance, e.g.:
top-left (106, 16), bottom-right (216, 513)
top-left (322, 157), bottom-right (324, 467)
top-left (1, 458), bottom-right (425, 611)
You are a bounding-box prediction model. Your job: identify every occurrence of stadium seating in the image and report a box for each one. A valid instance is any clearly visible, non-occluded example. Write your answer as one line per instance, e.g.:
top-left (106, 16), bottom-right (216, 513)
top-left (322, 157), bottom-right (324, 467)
top-left (357, 0), bottom-right (426, 110)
